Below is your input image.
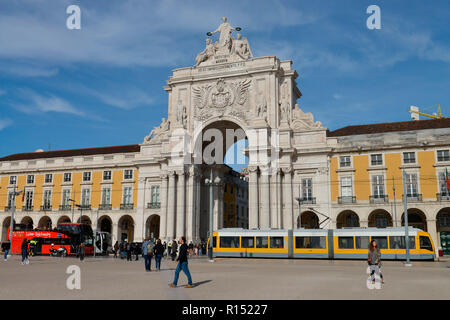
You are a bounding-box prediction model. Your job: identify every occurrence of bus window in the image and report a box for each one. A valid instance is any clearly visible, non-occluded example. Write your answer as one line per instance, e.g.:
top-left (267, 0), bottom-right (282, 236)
top-left (389, 236), bottom-right (415, 249)
top-left (219, 237), bottom-right (240, 248)
top-left (338, 237), bottom-right (354, 249)
top-left (270, 237), bottom-right (284, 249)
top-left (420, 236), bottom-right (433, 251)
top-left (371, 236), bottom-right (388, 249)
top-left (355, 236), bottom-right (369, 249)
top-left (241, 237), bottom-right (254, 248)
top-left (256, 237), bottom-right (268, 248)
top-left (295, 237), bottom-right (326, 249)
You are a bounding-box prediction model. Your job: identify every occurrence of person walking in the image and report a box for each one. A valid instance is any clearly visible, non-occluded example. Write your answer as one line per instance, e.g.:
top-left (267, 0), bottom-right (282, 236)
top-left (188, 241), bottom-right (194, 257)
top-left (2, 240), bottom-right (10, 261)
top-left (368, 239), bottom-right (384, 284)
top-left (79, 242), bottom-right (85, 261)
top-left (21, 238), bottom-right (29, 265)
top-left (126, 241), bottom-right (132, 261)
top-left (169, 236), bottom-right (193, 288)
top-left (171, 239), bottom-right (178, 261)
top-left (142, 237), bottom-right (153, 272)
top-left (113, 241), bottom-right (119, 258)
top-left (167, 240), bottom-right (172, 259)
top-left (154, 239), bottom-right (164, 271)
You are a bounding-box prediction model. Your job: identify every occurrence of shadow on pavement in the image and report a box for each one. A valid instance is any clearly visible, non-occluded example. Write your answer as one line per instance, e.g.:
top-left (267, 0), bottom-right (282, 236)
top-left (192, 280), bottom-right (212, 287)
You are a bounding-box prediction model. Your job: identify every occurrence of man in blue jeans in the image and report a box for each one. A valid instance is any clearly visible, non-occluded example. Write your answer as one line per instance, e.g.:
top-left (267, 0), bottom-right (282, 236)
top-left (169, 236), bottom-right (193, 288)
top-left (2, 240), bottom-right (10, 261)
top-left (142, 237), bottom-right (152, 272)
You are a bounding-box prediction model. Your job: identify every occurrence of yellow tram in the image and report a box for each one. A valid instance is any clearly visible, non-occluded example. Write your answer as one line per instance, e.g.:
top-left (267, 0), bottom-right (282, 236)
top-left (209, 227), bottom-right (435, 260)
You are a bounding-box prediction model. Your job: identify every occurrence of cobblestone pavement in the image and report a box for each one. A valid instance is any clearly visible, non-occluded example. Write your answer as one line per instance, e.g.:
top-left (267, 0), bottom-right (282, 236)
top-left (0, 255), bottom-right (449, 299)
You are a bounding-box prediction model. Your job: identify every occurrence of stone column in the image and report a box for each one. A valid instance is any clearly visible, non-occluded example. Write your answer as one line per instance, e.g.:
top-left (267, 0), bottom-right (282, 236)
top-left (186, 167), bottom-right (195, 242)
top-left (426, 219), bottom-right (438, 257)
top-left (270, 169), bottom-right (278, 228)
top-left (360, 220), bottom-right (369, 228)
top-left (248, 166), bottom-right (259, 229)
top-left (135, 177), bottom-right (146, 242)
top-left (166, 171), bottom-right (176, 240)
top-left (159, 173), bottom-right (168, 240)
top-left (260, 166), bottom-right (270, 228)
top-left (282, 167), bottom-right (293, 229)
top-left (194, 173), bottom-right (202, 242)
top-left (176, 170), bottom-right (186, 239)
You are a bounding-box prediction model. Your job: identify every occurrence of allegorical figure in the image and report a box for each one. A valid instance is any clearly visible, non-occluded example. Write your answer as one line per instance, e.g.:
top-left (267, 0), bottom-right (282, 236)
top-left (195, 38), bottom-right (217, 66)
top-left (231, 33), bottom-right (252, 60)
top-left (209, 16), bottom-right (237, 52)
top-left (176, 100), bottom-right (187, 127)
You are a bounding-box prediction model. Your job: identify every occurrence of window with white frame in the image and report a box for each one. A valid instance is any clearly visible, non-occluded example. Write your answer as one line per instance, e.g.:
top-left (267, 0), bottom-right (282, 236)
top-left (124, 170), bottom-right (133, 180)
top-left (371, 154), bottom-right (383, 166)
top-left (24, 190), bottom-right (33, 209)
top-left (301, 178), bottom-right (313, 200)
top-left (63, 173), bottom-right (72, 182)
top-left (339, 156), bottom-right (351, 167)
top-left (102, 188), bottom-right (111, 204)
top-left (405, 173), bottom-right (418, 197)
top-left (151, 186), bottom-right (160, 204)
top-left (123, 187), bottom-right (132, 205)
top-left (438, 172), bottom-right (450, 196)
top-left (437, 150), bottom-right (450, 162)
top-left (27, 175), bottom-right (35, 184)
top-left (81, 189), bottom-right (91, 206)
top-left (45, 174), bottom-right (53, 183)
top-left (9, 176), bottom-right (17, 185)
top-left (43, 190), bottom-right (52, 208)
top-left (62, 189), bottom-right (71, 206)
top-left (83, 172), bottom-right (91, 182)
top-left (372, 175), bottom-right (385, 198)
top-left (103, 170), bottom-right (112, 180)
top-left (403, 152), bottom-right (416, 164)
top-left (340, 177), bottom-right (353, 197)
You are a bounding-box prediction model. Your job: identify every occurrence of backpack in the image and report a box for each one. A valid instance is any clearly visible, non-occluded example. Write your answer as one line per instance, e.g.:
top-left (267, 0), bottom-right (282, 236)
top-left (147, 243), bottom-right (154, 256)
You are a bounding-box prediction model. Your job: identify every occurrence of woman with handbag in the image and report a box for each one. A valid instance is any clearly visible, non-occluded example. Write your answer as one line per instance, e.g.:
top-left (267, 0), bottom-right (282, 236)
top-left (368, 240), bottom-right (384, 284)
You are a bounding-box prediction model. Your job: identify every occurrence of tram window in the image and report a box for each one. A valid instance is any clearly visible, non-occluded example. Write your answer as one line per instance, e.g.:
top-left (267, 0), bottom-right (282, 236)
top-left (355, 236), bottom-right (370, 249)
top-left (270, 237), bottom-right (284, 249)
top-left (220, 237), bottom-right (240, 248)
top-left (295, 237), bottom-right (326, 249)
top-left (256, 237), bottom-right (268, 248)
top-left (241, 237), bottom-right (255, 248)
top-left (213, 237), bottom-right (216, 248)
top-left (389, 236), bottom-right (415, 249)
top-left (338, 237), bottom-right (354, 249)
top-left (371, 236), bottom-right (388, 249)
top-left (420, 236), bottom-right (433, 251)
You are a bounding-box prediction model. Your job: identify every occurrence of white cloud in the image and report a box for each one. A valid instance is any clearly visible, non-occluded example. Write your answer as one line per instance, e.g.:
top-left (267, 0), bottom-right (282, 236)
top-left (0, 119), bottom-right (13, 131)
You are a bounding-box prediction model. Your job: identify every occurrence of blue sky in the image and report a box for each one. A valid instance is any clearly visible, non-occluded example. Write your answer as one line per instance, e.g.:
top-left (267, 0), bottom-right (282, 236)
top-left (1, 0), bottom-right (450, 167)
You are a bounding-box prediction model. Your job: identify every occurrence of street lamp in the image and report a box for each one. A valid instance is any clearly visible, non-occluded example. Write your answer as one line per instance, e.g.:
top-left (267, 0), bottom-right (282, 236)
top-left (8, 185), bottom-right (22, 257)
top-left (204, 167), bottom-right (221, 262)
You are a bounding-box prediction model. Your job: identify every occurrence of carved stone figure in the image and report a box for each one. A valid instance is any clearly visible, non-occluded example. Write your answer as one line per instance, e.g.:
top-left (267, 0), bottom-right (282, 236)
top-left (208, 16), bottom-right (237, 53)
top-left (231, 33), bottom-right (252, 60)
top-left (256, 94), bottom-right (267, 119)
top-left (195, 38), bottom-right (217, 67)
top-left (280, 101), bottom-right (290, 122)
top-left (144, 118), bottom-right (170, 143)
top-left (176, 100), bottom-right (187, 127)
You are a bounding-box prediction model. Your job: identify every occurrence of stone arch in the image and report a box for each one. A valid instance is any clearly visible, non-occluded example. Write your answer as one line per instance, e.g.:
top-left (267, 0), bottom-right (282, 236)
top-left (436, 208), bottom-right (450, 232)
top-left (401, 208), bottom-right (427, 231)
top-left (1, 217), bottom-right (16, 241)
top-left (297, 211), bottom-right (319, 229)
top-left (20, 216), bottom-right (34, 230)
top-left (336, 210), bottom-right (360, 229)
top-left (98, 215), bottom-right (113, 234)
top-left (145, 214), bottom-right (160, 240)
top-left (57, 215), bottom-right (71, 224)
top-left (77, 215), bottom-right (92, 225)
top-left (37, 216), bottom-right (52, 230)
top-left (368, 209), bottom-right (393, 228)
top-left (118, 215), bottom-right (134, 242)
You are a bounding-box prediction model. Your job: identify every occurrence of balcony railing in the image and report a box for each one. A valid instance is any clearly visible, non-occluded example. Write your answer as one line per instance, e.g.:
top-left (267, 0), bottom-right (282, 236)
top-left (99, 204), bottom-right (112, 210)
top-left (297, 197), bottom-right (316, 205)
top-left (120, 203), bottom-right (134, 210)
top-left (370, 195), bottom-right (389, 203)
top-left (79, 204), bottom-right (91, 210)
top-left (22, 205), bottom-right (33, 211)
top-left (59, 205), bottom-right (72, 211)
top-left (40, 205), bottom-right (52, 211)
top-left (402, 194), bottom-right (422, 202)
top-left (437, 193), bottom-right (450, 201)
top-left (338, 196), bottom-right (356, 204)
top-left (147, 202), bottom-right (161, 209)
top-left (4, 206), bottom-right (14, 212)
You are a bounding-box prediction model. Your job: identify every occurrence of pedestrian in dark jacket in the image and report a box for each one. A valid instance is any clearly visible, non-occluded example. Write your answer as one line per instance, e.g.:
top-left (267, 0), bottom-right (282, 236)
top-left (2, 240), bottom-right (10, 261)
top-left (171, 240), bottom-right (178, 261)
top-left (21, 238), bottom-right (29, 265)
top-left (113, 241), bottom-right (119, 258)
top-left (154, 239), bottom-right (165, 271)
top-left (126, 241), bottom-right (132, 261)
top-left (169, 237), bottom-right (193, 288)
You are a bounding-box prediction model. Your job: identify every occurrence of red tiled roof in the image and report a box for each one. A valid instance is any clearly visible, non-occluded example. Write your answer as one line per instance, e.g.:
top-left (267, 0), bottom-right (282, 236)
top-left (0, 144), bottom-right (140, 162)
top-left (327, 118), bottom-right (450, 137)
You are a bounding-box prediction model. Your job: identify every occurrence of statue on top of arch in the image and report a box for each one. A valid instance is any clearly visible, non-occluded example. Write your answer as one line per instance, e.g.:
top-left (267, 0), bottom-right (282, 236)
top-left (195, 16), bottom-right (253, 67)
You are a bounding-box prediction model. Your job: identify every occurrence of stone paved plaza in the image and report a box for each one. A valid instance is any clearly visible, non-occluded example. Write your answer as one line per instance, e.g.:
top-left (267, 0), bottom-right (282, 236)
top-left (0, 255), bottom-right (449, 300)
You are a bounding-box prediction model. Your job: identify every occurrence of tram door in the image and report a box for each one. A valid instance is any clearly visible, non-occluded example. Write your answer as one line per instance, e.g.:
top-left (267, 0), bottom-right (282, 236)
top-left (440, 232), bottom-right (450, 255)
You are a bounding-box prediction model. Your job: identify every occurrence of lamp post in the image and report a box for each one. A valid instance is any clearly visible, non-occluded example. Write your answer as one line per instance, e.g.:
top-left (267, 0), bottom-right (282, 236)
top-left (295, 185), bottom-right (302, 228)
top-left (8, 185), bottom-right (22, 257)
top-left (402, 169), bottom-right (412, 266)
top-left (205, 167), bottom-right (222, 262)
top-left (69, 198), bottom-right (75, 222)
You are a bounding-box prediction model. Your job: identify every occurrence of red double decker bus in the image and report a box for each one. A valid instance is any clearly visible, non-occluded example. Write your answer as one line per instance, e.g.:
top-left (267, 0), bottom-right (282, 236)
top-left (7, 223), bottom-right (94, 255)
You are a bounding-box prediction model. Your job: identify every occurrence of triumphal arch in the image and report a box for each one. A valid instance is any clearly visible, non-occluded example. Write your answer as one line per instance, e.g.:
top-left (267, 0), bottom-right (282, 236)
top-left (137, 17), bottom-right (330, 243)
